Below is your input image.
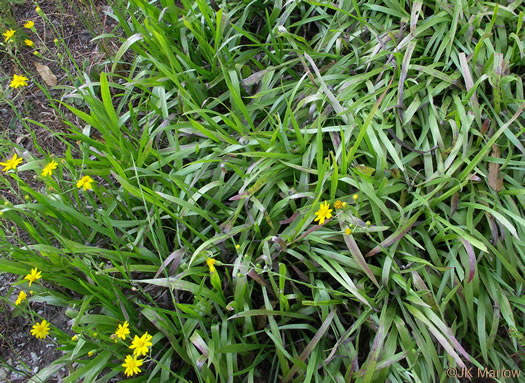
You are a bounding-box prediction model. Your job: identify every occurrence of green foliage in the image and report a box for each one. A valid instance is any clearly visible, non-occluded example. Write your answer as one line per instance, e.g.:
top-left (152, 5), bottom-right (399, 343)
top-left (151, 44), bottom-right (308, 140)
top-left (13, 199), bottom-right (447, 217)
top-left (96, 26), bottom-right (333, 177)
top-left (1, 0), bottom-right (525, 382)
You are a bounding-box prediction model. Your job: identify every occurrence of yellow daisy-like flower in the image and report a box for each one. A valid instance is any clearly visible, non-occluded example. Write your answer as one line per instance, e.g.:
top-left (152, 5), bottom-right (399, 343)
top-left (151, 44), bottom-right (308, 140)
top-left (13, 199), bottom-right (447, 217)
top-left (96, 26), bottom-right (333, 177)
top-left (0, 153), bottom-right (23, 172)
top-left (334, 200), bottom-right (343, 209)
top-left (345, 228), bottom-right (352, 235)
top-left (129, 332), bottom-right (152, 357)
top-left (10, 74), bottom-right (29, 89)
top-left (76, 175), bottom-right (94, 191)
top-left (115, 321), bottom-right (130, 340)
top-left (41, 160), bottom-right (58, 176)
top-left (206, 258), bottom-right (216, 273)
top-left (24, 20), bottom-right (34, 29)
top-left (24, 268), bottom-right (42, 287)
top-left (24, 39), bottom-right (34, 47)
top-left (314, 201), bottom-right (333, 225)
top-left (122, 354), bottom-right (143, 377)
top-left (31, 320), bottom-right (50, 339)
top-left (15, 290), bottom-right (27, 305)
top-left (3, 29), bottom-right (15, 42)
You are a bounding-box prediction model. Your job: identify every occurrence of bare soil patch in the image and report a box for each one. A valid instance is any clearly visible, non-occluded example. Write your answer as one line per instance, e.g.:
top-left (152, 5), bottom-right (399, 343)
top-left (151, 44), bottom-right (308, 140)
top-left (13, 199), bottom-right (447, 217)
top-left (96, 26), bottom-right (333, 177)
top-left (1, 0), bottom-right (117, 380)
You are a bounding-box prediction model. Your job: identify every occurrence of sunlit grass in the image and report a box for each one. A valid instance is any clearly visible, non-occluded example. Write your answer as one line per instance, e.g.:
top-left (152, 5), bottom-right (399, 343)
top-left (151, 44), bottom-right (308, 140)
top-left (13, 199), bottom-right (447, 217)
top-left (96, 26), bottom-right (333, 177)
top-left (0, 0), bottom-right (524, 381)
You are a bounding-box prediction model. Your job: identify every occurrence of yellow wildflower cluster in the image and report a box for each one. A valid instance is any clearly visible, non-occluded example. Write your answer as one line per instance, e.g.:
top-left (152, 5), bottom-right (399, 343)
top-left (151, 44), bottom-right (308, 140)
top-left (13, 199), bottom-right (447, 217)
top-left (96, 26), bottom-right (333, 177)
top-left (107, 321), bottom-right (151, 377)
top-left (3, 29), bottom-right (15, 42)
top-left (0, 154), bottom-right (95, 190)
top-left (206, 258), bottom-right (216, 273)
top-left (3, 19), bottom-right (38, 88)
top-left (23, 269), bottom-right (50, 339)
top-left (129, 332), bottom-right (153, 357)
top-left (76, 175), bottom-right (94, 190)
top-left (15, 290), bottom-right (27, 305)
top-left (334, 200), bottom-right (347, 209)
top-left (24, 268), bottom-right (42, 287)
top-left (122, 355), bottom-right (144, 377)
top-left (3, 19), bottom-right (36, 48)
top-left (42, 160), bottom-right (58, 176)
top-left (313, 196), bottom-right (363, 232)
top-left (0, 154), bottom-right (23, 171)
top-left (114, 321), bottom-right (130, 341)
top-left (31, 320), bottom-right (50, 339)
top-left (10, 74), bottom-right (29, 89)
top-left (314, 201), bottom-right (333, 225)
top-left (119, 330), bottom-right (151, 377)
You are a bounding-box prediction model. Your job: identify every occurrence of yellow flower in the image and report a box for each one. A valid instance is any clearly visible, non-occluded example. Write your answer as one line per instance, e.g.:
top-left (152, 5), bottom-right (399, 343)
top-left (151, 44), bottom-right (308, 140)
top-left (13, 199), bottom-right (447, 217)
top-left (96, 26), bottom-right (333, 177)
top-left (129, 332), bottom-right (152, 357)
top-left (3, 29), bottom-right (15, 42)
top-left (33, 50), bottom-right (40, 56)
top-left (345, 228), bottom-right (352, 235)
top-left (366, 221), bottom-right (371, 227)
top-left (76, 175), bottom-right (94, 190)
top-left (88, 351), bottom-right (94, 357)
top-left (122, 354), bottom-right (143, 377)
top-left (206, 258), bottom-right (216, 273)
top-left (352, 194), bottom-right (359, 201)
top-left (24, 39), bottom-right (34, 47)
top-left (72, 335), bottom-right (78, 341)
top-left (31, 320), bottom-right (50, 339)
top-left (314, 201), bottom-right (333, 225)
top-left (15, 290), bottom-right (27, 305)
top-left (24, 20), bottom-right (34, 29)
top-left (235, 244), bottom-right (240, 249)
top-left (41, 160), bottom-right (58, 176)
top-left (115, 321), bottom-right (130, 340)
top-left (334, 200), bottom-right (343, 209)
top-left (35, 6), bottom-right (41, 13)
top-left (0, 153), bottom-right (23, 172)
top-left (10, 74), bottom-right (29, 89)
top-left (24, 268), bottom-right (42, 287)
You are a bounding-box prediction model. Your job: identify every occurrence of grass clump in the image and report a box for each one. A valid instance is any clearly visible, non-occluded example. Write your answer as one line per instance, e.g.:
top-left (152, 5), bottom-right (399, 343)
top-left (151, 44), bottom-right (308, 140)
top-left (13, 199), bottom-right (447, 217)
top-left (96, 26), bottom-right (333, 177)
top-left (1, 0), bottom-right (524, 381)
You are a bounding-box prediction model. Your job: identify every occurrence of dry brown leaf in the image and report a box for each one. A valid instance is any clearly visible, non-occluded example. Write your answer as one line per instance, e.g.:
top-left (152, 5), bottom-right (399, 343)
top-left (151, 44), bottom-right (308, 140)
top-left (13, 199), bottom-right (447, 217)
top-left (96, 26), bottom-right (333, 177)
top-left (488, 144), bottom-right (503, 191)
top-left (33, 62), bottom-right (57, 86)
top-left (481, 118), bottom-right (490, 136)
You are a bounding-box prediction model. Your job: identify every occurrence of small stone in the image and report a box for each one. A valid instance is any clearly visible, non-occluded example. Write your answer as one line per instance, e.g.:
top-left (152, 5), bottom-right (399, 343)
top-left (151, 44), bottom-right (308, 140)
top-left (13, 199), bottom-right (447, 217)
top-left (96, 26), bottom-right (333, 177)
top-left (31, 352), bottom-right (38, 363)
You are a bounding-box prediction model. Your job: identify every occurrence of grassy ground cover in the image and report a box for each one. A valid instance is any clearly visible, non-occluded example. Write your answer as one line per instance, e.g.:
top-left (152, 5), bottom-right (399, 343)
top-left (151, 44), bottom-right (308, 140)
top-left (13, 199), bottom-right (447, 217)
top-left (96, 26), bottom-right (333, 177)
top-left (1, 0), bottom-right (524, 382)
